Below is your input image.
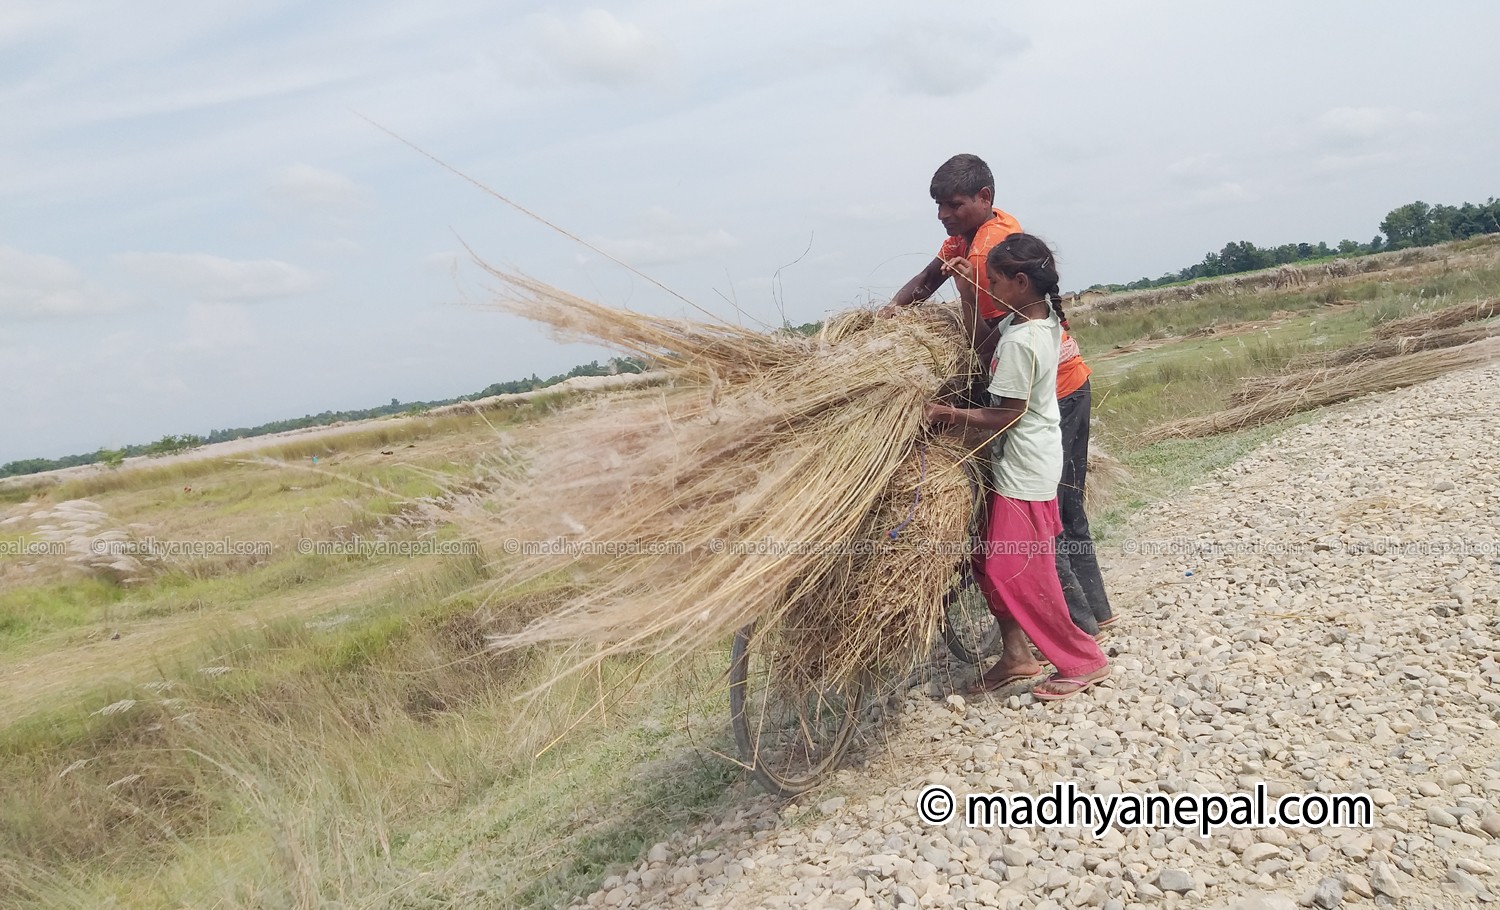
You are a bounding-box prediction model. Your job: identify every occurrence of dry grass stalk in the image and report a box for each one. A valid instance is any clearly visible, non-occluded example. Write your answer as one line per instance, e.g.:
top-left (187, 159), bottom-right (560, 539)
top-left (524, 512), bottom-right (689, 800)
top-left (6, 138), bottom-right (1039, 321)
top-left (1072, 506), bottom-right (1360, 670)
top-left (1371, 297), bottom-right (1500, 339)
top-left (1286, 320), bottom-right (1500, 373)
top-left (1225, 373), bottom-right (1303, 408)
top-left (473, 269), bottom-right (984, 690)
top-left (1083, 448), bottom-right (1130, 513)
top-left (1143, 337), bottom-right (1500, 442)
top-left (756, 436), bottom-right (975, 691)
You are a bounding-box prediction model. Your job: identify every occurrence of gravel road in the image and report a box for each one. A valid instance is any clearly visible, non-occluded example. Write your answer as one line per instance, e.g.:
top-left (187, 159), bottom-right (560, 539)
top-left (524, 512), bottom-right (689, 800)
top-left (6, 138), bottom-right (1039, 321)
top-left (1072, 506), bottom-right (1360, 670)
top-left (577, 364), bottom-right (1500, 910)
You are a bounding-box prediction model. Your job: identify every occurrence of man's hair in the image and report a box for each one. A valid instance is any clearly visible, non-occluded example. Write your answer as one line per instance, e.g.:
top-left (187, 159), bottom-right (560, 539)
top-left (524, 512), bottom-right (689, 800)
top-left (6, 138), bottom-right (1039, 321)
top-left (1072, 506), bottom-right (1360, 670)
top-left (929, 154), bottom-right (993, 200)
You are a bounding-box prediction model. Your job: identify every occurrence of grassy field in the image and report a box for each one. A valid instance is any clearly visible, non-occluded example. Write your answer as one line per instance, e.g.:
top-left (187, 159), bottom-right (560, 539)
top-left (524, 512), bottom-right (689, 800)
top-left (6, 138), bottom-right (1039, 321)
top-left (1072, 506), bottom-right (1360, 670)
top-left (3, 242), bottom-right (1498, 908)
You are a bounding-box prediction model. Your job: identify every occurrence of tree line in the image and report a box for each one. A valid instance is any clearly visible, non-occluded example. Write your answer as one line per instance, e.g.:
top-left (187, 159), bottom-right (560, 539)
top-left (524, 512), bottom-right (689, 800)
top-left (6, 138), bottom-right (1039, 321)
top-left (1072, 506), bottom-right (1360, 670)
top-left (1, 357), bottom-right (646, 480)
top-left (1094, 196), bottom-right (1500, 292)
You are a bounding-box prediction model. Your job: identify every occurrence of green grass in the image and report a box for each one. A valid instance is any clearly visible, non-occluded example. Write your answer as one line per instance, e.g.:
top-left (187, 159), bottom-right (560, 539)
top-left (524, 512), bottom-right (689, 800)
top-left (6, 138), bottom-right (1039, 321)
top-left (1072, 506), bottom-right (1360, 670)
top-left (0, 577), bottom-right (739, 910)
top-left (21, 406), bottom-right (527, 503)
top-left (0, 537), bottom-right (476, 657)
top-left (1077, 262), bottom-right (1500, 447)
top-left (1073, 259), bottom-right (1500, 352)
top-left (0, 579), bottom-right (129, 649)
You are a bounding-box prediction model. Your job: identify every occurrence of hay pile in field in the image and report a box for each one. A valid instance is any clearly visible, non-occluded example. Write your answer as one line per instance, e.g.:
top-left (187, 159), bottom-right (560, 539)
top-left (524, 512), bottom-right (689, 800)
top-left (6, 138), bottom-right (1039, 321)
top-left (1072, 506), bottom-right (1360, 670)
top-left (478, 273), bottom-right (986, 691)
top-left (1284, 320), bottom-right (1500, 373)
top-left (1371, 297), bottom-right (1500, 340)
top-left (1144, 337), bottom-right (1500, 442)
top-left (1226, 372), bottom-right (1314, 408)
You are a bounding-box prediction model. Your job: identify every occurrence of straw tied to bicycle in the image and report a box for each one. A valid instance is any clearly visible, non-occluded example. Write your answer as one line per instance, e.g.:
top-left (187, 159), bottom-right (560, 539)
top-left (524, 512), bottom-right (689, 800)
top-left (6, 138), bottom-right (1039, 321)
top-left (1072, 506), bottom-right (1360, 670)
top-left (486, 154), bottom-right (1117, 795)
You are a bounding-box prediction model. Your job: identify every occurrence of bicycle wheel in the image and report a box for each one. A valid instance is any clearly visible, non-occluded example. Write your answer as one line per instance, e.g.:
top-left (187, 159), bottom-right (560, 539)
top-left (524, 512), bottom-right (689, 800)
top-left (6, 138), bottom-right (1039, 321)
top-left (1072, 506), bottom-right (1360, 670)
top-left (941, 560), bottom-right (1000, 665)
top-left (941, 460), bottom-right (999, 664)
top-left (728, 622), bottom-right (864, 796)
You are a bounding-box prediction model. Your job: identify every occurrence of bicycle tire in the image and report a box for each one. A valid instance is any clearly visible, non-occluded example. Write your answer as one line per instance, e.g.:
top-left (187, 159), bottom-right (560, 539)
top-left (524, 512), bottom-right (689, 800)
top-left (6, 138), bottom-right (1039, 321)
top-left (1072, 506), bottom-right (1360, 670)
top-left (728, 622), bottom-right (863, 796)
top-left (940, 459), bottom-right (999, 664)
top-left (941, 562), bottom-right (1000, 664)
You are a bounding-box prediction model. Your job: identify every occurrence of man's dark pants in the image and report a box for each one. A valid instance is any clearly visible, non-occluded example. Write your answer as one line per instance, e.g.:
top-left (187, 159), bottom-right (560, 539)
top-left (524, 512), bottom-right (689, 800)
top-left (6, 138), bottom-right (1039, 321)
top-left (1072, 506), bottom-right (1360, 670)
top-left (1056, 379), bottom-right (1113, 635)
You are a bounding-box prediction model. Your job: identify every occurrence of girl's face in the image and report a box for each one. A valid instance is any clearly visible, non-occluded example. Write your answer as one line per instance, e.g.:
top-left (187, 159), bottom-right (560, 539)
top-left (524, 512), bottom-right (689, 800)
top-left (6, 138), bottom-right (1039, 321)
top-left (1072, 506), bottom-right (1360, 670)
top-left (986, 267), bottom-right (1032, 310)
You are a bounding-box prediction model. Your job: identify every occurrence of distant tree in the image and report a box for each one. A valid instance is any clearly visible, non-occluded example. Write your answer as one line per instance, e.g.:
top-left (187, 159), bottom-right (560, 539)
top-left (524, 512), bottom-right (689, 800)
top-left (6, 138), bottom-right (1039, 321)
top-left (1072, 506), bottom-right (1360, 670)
top-left (146, 434), bottom-right (200, 457)
top-left (1380, 201), bottom-right (1434, 249)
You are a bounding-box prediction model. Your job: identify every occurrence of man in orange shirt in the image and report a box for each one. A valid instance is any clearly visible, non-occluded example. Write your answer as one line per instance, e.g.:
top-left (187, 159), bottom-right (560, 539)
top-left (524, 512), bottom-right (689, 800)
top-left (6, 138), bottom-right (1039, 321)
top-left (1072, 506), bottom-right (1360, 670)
top-left (886, 154), bottom-right (1022, 350)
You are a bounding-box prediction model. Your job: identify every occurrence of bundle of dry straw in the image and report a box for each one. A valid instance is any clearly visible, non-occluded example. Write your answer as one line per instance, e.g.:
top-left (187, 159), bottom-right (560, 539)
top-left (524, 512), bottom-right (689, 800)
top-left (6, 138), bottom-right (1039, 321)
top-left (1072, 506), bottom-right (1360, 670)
top-left (1146, 337), bottom-right (1500, 442)
top-left (478, 271), bottom-right (985, 692)
top-left (1281, 321), bottom-right (1500, 375)
top-left (1372, 297), bottom-right (1500, 339)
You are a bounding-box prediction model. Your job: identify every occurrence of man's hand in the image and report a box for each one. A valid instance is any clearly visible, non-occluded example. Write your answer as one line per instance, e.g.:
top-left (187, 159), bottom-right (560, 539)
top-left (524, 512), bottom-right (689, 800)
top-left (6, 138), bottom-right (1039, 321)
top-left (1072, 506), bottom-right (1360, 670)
top-left (942, 256), bottom-right (976, 291)
top-left (876, 302), bottom-right (903, 319)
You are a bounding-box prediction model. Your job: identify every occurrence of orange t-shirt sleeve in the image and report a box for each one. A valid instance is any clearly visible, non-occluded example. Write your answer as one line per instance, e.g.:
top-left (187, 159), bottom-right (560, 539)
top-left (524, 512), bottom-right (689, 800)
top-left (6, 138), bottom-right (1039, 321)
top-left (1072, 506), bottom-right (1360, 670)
top-left (969, 209), bottom-right (1023, 321)
top-left (1057, 330), bottom-right (1092, 398)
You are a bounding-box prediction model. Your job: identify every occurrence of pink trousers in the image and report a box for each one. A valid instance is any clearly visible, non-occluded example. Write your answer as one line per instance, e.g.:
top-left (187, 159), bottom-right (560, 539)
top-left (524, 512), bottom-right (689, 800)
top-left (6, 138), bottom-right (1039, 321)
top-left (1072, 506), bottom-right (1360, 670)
top-left (974, 494), bottom-right (1108, 678)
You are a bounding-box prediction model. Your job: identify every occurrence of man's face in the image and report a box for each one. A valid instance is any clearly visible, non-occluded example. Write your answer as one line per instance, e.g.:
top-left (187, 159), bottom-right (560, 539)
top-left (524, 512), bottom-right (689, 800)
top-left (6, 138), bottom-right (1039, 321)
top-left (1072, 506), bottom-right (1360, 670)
top-left (935, 190), bottom-right (993, 237)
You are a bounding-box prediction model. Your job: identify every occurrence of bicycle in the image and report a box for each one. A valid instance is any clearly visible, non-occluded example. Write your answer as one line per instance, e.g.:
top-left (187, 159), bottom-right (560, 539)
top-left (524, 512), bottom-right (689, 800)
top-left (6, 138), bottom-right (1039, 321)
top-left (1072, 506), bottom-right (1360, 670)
top-left (727, 459), bottom-right (998, 796)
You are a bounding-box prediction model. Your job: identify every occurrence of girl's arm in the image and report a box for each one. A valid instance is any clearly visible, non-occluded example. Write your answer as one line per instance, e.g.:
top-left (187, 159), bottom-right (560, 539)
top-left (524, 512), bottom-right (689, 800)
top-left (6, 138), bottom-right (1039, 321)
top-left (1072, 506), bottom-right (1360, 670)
top-left (926, 397), bottom-right (1028, 437)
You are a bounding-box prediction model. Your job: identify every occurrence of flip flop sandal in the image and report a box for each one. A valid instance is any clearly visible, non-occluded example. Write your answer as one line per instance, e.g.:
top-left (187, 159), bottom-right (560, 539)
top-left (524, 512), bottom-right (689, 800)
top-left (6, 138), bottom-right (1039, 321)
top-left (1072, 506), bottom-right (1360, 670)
top-left (1097, 616), bottom-right (1119, 630)
top-left (1032, 671), bottom-right (1110, 702)
top-left (967, 668), bottom-right (1042, 695)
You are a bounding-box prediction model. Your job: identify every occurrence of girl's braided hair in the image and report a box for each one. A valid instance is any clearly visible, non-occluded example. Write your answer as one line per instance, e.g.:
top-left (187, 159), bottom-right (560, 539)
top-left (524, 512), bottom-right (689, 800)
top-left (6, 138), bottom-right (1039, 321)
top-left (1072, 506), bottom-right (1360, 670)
top-left (985, 233), bottom-right (1069, 328)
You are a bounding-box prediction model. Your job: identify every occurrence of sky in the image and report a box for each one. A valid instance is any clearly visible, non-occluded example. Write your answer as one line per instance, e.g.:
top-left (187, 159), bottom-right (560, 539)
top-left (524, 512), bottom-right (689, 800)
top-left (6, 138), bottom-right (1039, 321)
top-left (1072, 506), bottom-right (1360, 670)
top-left (3, 1), bottom-right (1498, 463)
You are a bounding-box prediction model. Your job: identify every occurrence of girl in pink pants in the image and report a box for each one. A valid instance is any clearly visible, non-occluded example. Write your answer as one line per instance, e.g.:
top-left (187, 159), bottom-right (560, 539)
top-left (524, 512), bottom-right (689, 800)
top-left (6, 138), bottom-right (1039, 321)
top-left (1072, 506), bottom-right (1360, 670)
top-left (926, 234), bottom-right (1109, 700)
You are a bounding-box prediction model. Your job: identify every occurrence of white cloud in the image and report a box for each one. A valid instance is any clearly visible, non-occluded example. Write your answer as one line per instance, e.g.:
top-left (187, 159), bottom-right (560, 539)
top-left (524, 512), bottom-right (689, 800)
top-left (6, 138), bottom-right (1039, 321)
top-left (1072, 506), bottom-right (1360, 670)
top-left (594, 209), bottom-right (738, 266)
top-left (531, 8), bottom-right (673, 85)
top-left (837, 202), bottom-right (908, 224)
top-left (1316, 106), bottom-right (1428, 147)
top-left (307, 237), bottom-right (367, 258)
top-left (113, 252), bottom-right (323, 303)
top-left (1166, 154), bottom-right (1229, 184)
top-left (1161, 155), bottom-right (1255, 206)
top-left (177, 303), bottom-right (258, 353)
top-left (0, 5), bottom-right (70, 46)
top-left (878, 23), bottom-right (1028, 96)
top-left (598, 229), bottom-right (738, 267)
top-left (423, 250), bottom-right (462, 274)
top-left (1313, 150), bottom-right (1405, 174)
top-left (1191, 181), bottom-right (1253, 205)
top-left (0, 246), bottom-right (129, 319)
top-left (267, 163), bottom-right (369, 216)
